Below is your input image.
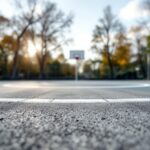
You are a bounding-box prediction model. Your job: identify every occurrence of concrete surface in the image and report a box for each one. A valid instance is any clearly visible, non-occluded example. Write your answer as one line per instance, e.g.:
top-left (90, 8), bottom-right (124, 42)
top-left (0, 80), bottom-right (150, 150)
top-left (0, 80), bottom-right (150, 99)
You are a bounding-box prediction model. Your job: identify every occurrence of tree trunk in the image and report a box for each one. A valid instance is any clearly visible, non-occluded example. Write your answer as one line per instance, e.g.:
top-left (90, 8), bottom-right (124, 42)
top-left (137, 41), bottom-right (146, 78)
top-left (4, 54), bottom-right (8, 77)
top-left (107, 51), bottom-right (114, 79)
top-left (39, 62), bottom-right (44, 79)
top-left (39, 54), bottom-right (46, 79)
top-left (11, 24), bottom-right (30, 79)
top-left (11, 39), bottom-right (20, 79)
top-left (106, 40), bottom-right (114, 79)
top-left (138, 53), bottom-right (146, 78)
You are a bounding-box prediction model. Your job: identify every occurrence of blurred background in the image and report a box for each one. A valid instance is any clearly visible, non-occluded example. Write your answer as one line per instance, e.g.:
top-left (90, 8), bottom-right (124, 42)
top-left (0, 0), bottom-right (150, 80)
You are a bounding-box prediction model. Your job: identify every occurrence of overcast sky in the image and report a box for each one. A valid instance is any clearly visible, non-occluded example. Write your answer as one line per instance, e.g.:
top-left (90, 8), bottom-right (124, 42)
top-left (0, 0), bottom-right (148, 59)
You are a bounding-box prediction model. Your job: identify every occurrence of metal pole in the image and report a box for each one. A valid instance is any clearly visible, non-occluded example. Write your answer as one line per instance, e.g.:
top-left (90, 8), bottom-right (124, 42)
top-left (147, 53), bottom-right (150, 80)
top-left (75, 59), bottom-right (78, 81)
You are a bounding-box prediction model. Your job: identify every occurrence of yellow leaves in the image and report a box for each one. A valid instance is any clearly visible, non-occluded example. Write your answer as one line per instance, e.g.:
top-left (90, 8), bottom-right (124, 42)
top-left (100, 43), bottom-right (131, 73)
top-left (147, 36), bottom-right (150, 48)
top-left (57, 54), bottom-right (65, 63)
top-left (113, 44), bottom-right (131, 69)
top-left (118, 59), bottom-right (127, 66)
top-left (101, 51), bottom-right (109, 65)
top-left (0, 35), bottom-right (17, 52)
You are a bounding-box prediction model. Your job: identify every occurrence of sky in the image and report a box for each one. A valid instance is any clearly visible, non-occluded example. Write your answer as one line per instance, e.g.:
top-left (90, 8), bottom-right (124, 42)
top-left (0, 0), bottom-right (148, 60)
top-left (52, 0), bottom-right (132, 59)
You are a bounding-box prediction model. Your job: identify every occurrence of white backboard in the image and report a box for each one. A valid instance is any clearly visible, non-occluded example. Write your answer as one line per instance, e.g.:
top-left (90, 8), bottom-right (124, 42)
top-left (70, 50), bottom-right (84, 60)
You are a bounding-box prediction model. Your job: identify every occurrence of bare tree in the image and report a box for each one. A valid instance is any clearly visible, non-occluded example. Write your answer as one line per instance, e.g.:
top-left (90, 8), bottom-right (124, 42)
top-left (0, 15), bottom-right (10, 77)
top-left (34, 1), bottom-right (73, 79)
top-left (0, 15), bottom-right (9, 37)
top-left (143, 0), bottom-right (150, 12)
top-left (0, 35), bottom-right (17, 77)
top-left (92, 6), bottom-right (122, 79)
top-left (11, 0), bottom-right (41, 79)
top-left (130, 26), bottom-right (147, 78)
top-left (138, 0), bottom-right (150, 34)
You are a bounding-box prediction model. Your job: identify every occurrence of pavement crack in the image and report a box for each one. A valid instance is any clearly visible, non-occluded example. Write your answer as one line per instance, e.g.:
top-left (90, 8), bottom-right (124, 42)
top-left (49, 98), bottom-right (55, 103)
top-left (102, 98), bottom-right (109, 103)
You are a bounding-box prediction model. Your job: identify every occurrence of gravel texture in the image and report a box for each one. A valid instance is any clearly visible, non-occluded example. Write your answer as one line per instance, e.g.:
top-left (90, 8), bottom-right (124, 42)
top-left (0, 102), bottom-right (150, 150)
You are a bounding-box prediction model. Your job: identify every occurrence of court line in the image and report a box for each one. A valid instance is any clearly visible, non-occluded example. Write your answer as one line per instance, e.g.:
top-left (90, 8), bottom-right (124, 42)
top-left (2, 83), bottom-right (150, 89)
top-left (0, 98), bottom-right (105, 103)
top-left (0, 98), bottom-right (150, 103)
top-left (107, 98), bottom-right (150, 103)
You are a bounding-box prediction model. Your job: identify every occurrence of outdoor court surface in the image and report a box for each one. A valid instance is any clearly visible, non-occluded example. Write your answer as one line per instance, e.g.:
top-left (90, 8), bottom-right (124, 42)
top-left (0, 80), bottom-right (150, 150)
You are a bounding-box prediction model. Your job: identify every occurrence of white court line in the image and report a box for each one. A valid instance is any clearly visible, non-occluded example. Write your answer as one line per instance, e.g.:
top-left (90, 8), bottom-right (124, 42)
top-left (52, 99), bottom-right (105, 103)
top-left (0, 98), bottom-right (105, 103)
top-left (0, 98), bottom-right (25, 102)
top-left (2, 83), bottom-right (150, 89)
top-left (24, 99), bottom-right (53, 103)
top-left (0, 98), bottom-right (150, 103)
top-left (107, 98), bottom-right (150, 103)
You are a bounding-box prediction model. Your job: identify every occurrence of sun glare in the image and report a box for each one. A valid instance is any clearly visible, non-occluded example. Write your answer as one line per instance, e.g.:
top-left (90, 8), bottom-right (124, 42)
top-left (27, 41), bottom-right (37, 57)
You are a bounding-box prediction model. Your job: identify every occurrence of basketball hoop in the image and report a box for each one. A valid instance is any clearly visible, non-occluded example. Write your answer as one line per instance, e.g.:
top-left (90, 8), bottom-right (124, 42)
top-left (70, 50), bottom-right (85, 81)
top-left (75, 56), bottom-right (80, 60)
top-left (70, 50), bottom-right (84, 60)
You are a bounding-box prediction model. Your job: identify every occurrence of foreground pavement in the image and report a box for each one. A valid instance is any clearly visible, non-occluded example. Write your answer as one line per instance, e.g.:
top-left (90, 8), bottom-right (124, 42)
top-left (0, 80), bottom-right (150, 150)
top-left (0, 80), bottom-right (150, 99)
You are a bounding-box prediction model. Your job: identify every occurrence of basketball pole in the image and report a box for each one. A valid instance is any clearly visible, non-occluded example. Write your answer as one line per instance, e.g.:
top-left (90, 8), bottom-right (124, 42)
top-left (70, 50), bottom-right (84, 81)
top-left (147, 53), bottom-right (150, 80)
top-left (75, 57), bottom-right (79, 81)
